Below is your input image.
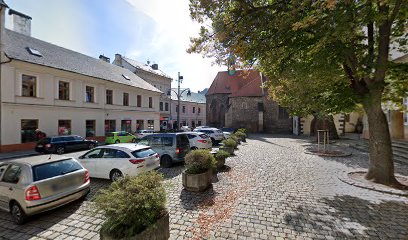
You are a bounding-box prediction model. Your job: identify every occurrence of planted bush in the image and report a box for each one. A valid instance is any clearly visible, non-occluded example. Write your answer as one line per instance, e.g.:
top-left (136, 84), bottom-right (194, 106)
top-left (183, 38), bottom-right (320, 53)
top-left (94, 172), bottom-right (166, 239)
top-left (215, 150), bottom-right (230, 161)
top-left (229, 134), bottom-right (240, 144)
top-left (185, 149), bottom-right (216, 174)
top-left (235, 131), bottom-right (246, 140)
top-left (222, 138), bottom-right (237, 149)
top-left (237, 128), bottom-right (247, 134)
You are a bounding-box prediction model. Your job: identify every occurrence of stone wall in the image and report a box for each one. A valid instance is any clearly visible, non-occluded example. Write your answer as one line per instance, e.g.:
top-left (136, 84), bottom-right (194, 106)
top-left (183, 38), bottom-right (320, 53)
top-left (206, 94), bottom-right (229, 128)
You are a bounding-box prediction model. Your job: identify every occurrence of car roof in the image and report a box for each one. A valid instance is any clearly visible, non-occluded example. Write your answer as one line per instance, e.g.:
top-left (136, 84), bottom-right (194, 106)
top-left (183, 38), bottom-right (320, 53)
top-left (5, 155), bottom-right (75, 166)
top-left (96, 143), bottom-right (150, 151)
top-left (184, 131), bottom-right (205, 135)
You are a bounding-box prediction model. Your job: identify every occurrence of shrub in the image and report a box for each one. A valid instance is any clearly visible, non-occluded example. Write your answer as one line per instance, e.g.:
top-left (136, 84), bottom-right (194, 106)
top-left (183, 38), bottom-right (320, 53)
top-left (235, 131), bottom-right (246, 140)
top-left (237, 128), bottom-right (247, 133)
top-left (229, 134), bottom-right (239, 143)
top-left (94, 172), bottom-right (166, 239)
top-left (215, 150), bottom-right (230, 161)
top-left (185, 149), bottom-right (216, 174)
top-left (222, 138), bottom-right (237, 148)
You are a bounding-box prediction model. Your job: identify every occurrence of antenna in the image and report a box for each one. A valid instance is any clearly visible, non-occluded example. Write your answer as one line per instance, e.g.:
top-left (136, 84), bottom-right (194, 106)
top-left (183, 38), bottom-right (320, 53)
top-left (48, 153), bottom-right (52, 160)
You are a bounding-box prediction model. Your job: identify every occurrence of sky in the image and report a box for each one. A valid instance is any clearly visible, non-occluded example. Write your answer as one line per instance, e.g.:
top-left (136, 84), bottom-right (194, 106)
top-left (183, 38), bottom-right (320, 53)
top-left (6, 0), bottom-right (224, 92)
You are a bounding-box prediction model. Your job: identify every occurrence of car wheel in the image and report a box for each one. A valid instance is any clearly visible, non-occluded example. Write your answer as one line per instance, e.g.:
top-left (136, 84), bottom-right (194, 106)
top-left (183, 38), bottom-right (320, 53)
top-left (10, 202), bottom-right (26, 225)
top-left (110, 169), bottom-right (123, 182)
top-left (56, 146), bottom-right (65, 154)
top-left (115, 140), bottom-right (120, 144)
top-left (88, 143), bottom-right (96, 149)
top-left (191, 147), bottom-right (198, 150)
top-left (160, 155), bottom-right (173, 168)
top-left (131, 138), bottom-right (136, 143)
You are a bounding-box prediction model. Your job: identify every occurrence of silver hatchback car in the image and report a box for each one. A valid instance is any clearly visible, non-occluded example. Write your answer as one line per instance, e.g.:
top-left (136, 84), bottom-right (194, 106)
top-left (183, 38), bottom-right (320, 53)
top-left (0, 156), bottom-right (90, 224)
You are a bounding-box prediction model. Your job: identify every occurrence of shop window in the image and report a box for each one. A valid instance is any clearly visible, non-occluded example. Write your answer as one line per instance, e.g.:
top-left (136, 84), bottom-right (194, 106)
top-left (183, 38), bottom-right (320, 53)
top-left (58, 81), bottom-right (69, 100)
top-left (136, 120), bottom-right (144, 130)
top-left (121, 120), bottom-right (132, 132)
top-left (105, 120), bottom-right (116, 133)
top-left (21, 119), bottom-right (38, 143)
top-left (86, 120), bottom-right (96, 137)
top-left (58, 120), bottom-right (71, 135)
top-left (147, 120), bottom-right (154, 130)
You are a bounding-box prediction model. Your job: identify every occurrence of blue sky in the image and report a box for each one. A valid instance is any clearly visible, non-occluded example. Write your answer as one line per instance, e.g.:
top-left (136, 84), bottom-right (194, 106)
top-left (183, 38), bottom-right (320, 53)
top-left (6, 0), bottom-right (224, 92)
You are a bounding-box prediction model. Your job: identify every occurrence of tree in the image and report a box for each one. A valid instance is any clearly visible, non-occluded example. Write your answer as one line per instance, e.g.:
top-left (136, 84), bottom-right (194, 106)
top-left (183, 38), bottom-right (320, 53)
top-left (188, 0), bottom-right (408, 186)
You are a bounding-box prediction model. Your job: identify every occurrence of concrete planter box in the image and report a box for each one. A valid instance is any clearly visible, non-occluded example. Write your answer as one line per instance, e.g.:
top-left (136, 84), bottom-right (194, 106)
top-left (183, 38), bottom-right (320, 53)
top-left (100, 213), bottom-right (170, 240)
top-left (216, 157), bottom-right (226, 169)
top-left (221, 146), bottom-right (234, 155)
top-left (182, 169), bottom-right (212, 192)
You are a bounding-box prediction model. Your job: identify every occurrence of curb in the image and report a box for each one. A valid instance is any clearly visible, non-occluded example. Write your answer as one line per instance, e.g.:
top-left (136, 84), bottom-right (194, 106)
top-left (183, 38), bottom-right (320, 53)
top-left (338, 170), bottom-right (408, 197)
top-left (0, 153), bottom-right (40, 161)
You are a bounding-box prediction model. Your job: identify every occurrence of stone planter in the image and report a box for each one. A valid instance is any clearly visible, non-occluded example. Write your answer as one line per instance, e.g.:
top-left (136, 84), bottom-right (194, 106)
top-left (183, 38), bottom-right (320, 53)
top-left (100, 213), bottom-right (170, 240)
top-left (216, 157), bottom-right (226, 169)
top-left (182, 169), bottom-right (212, 192)
top-left (221, 146), bottom-right (234, 155)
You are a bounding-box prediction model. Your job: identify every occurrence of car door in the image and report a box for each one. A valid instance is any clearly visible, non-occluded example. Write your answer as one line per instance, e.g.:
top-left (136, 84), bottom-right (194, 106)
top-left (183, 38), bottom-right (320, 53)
top-left (150, 136), bottom-right (163, 155)
top-left (97, 148), bottom-right (130, 178)
top-left (187, 134), bottom-right (197, 148)
top-left (0, 163), bottom-right (10, 210)
top-left (79, 148), bottom-right (104, 178)
top-left (73, 136), bottom-right (88, 150)
top-left (0, 164), bottom-right (23, 210)
top-left (63, 136), bottom-right (77, 151)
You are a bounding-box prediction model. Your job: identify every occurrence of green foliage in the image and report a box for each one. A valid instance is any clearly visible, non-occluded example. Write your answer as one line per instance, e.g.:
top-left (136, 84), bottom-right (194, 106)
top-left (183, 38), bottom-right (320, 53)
top-left (383, 62), bottom-right (408, 110)
top-left (234, 131), bottom-right (246, 139)
top-left (222, 138), bottom-right (237, 148)
top-left (185, 149), bottom-right (216, 174)
top-left (237, 128), bottom-right (247, 134)
top-left (229, 134), bottom-right (239, 143)
top-left (94, 172), bottom-right (166, 239)
top-left (215, 150), bottom-right (230, 161)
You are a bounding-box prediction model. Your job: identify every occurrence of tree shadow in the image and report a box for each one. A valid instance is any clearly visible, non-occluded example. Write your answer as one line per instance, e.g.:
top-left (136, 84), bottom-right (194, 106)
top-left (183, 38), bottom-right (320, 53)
top-left (157, 162), bottom-right (185, 179)
top-left (283, 195), bottom-right (408, 238)
top-left (180, 185), bottom-right (218, 211)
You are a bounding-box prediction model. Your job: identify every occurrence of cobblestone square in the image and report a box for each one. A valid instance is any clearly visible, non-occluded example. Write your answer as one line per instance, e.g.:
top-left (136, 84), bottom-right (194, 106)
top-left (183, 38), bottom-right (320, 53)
top-left (1, 134), bottom-right (407, 239)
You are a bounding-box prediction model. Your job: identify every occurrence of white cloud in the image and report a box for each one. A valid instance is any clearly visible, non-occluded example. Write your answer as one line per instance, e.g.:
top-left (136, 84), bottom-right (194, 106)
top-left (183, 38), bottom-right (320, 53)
top-left (125, 0), bottom-right (224, 91)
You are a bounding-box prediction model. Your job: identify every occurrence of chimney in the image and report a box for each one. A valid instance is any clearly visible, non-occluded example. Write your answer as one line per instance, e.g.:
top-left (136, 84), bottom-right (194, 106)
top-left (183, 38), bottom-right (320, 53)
top-left (99, 54), bottom-right (110, 63)
top-left (8, 9), bottom-right (31, 36)
top-left (151, 63), bottom-right (158, 70)
top-left (114, 53), bottom-right (122, 67)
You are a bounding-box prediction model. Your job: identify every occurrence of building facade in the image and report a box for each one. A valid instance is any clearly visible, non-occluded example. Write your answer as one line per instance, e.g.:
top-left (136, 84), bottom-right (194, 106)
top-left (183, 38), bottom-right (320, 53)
top-left (206, 70), bottom-right (292, 133)
top-left (113, 54), bottom-right (172, 130)
top-left (0, 8), bottom-right (161, 152)
top-left (170, 91), bottom-right (206, 129)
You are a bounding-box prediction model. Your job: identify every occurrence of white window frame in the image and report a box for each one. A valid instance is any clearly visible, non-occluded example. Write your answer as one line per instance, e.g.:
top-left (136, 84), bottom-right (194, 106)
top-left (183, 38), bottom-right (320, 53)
top-left (56, 78), bottom-right (73, 101)
top-left (17, 71), bottom-right (40, 98)
top-left (84, 84), bottom-right (97, 103)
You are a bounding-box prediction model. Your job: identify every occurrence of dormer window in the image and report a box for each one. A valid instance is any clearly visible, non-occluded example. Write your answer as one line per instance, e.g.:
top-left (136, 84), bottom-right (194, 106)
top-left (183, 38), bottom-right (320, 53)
top-left (122, 74), bottom-right (130, 80)
top-left (26, 47), bottom-right (42, 57)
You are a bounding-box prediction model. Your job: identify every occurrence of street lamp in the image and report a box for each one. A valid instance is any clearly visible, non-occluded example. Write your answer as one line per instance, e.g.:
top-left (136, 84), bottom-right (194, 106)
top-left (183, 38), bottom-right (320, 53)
top-left (167, 72), bottom-right (191, 130)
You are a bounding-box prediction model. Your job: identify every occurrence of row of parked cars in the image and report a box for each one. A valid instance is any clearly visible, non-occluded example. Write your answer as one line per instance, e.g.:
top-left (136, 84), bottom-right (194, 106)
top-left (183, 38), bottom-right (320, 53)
top-left (0, 127), bottom-right (233, 224)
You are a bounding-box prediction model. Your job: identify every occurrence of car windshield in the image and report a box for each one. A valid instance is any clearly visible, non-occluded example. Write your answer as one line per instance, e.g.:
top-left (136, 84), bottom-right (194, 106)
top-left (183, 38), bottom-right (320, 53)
top-left (32, 159), bottom-right (82, 181)
top-left (137, 137), bottom-right (150, 146)
top-left (132, 148), bottom-right (156, 158)
top-left (199, 134), bottom-right (209, 139)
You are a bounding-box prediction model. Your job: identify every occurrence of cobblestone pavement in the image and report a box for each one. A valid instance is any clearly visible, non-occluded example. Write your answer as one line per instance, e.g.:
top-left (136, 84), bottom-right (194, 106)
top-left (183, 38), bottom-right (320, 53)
top-left (1, 134), bottom-right (408, 239)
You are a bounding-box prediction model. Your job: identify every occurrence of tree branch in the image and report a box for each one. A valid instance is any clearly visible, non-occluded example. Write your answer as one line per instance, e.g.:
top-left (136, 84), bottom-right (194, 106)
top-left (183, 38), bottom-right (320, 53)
top-left (389, 0), bottom-right (403, 23)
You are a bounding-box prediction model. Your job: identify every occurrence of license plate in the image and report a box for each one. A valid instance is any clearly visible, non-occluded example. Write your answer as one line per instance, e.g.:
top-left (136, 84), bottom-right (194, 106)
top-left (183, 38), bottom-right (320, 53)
top-left (37, 145), bottom-right (43, 148)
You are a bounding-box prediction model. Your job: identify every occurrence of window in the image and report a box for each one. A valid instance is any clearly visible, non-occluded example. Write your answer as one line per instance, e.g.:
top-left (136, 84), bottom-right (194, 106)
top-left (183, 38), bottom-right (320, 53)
top-left (58, 81), bottom-right (69, 100)
top-left (193, 107), bottom-right (195, 113)
top-left (149, 97), bottom-right (153, 108)
top-left (165, 102), bottom-right (169, 111)
top-left (0, 164), bottom-right (8, 177)
top-left (162, 137), bottom-right (173, 146)
top-left (121, 120), bottom-right (132, 132)
top-left (182, 121), bottom-right (186, 126)
top-left (105, 120), bottom-right (116, 133)
top-left (103, 149), bottom-right (130, 158)
top-left (58, 120), bottom-right (71, 135)
top-left (278, 106), bottom-right (289, 119)
top-left (27, 47), bottom-right (42, 57)
top-left (198, 108), bottom-right (201, 114)
top-left (86, 120), bottom-right (96, 137)
top-left (182, 106), bottom-right (186, 113)
top-left (132, 148), bottom-right (156, 158)
top-left (123, 92), bottom-right (129, 106)
top-left (2, 164), bottom-right (22, 184)
top-left (136, 120), bottom-right (144, 130)
top-left (137, 95), bottom-right (142, 107)
top-left (151, 136), bottom-right (161, 146)
top-left (192, 121), bottom-right (196, 128)
top-left (106, 90), bottom-right (113, 105)
top-left (86, 86), bottom-right (95, 103)
top-left (147, 120), bottom-right (154, 130)
top-left (198, 121), bottom-right (202, 126)
top-left (84, 148), bottom-right (103, 158)
top-left (22, 74), bottom-right (37, 97)
top-left (176, 105), bottom-right (179, 113)
top-left (160, 102), bottom-right (163, 111)
top-left (21, 119), bottom-right (38, 143)
top-left (33, 159), bottom-right (82, 181)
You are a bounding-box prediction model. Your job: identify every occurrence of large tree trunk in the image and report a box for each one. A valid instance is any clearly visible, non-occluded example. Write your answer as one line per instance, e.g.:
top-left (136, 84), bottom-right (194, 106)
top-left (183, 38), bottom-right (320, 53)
top-left (363, 89), bottom-right (398, 185)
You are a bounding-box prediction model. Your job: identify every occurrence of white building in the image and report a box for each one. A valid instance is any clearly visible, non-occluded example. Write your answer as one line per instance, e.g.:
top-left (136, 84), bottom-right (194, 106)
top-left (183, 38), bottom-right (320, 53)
top-left (170, 91), bottom-right (206, 129)
top-left (0, 7), bottom-right (162, 152)
top-left (113, 54), bottom-right (172, 130)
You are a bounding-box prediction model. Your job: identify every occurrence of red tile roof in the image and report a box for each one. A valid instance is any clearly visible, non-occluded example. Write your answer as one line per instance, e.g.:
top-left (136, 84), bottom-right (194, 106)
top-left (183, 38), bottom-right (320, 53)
top-left (207, 70), bottom-right (265, 97)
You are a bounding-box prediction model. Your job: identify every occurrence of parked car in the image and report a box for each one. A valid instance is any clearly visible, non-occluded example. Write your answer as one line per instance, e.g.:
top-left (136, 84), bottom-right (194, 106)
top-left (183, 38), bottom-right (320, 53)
top-left (223, 131), bottom-right (232, 139)
top-left (137, 133), bottom-right (190, 168)
top-left (0, 156), bottom-right (90, 224)
top-left (184, 132), bottom-right (212, 150)
top-left (194, 126), bottom-right (210, 130)
top-left (78, 144), bottom-right (160, 181)
top-left (193, 128), bottom-right (225, 145)
top-left (35, 135), bottom-right (97, 154)
top-left (180, 126), bottom-right (192, 132)
top-left (135, 129), bottom-right (154, 138)
top-left (105, 131), bottom-right (137, 144)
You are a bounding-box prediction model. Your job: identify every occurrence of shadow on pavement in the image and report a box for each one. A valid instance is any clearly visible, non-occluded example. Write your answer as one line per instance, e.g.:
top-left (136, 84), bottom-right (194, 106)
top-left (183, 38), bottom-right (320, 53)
top-left (283, 195), bottom-right (408, 238)
top-left (180, 186), bottom-right (218, 211)
top-left (158, 162), bottom-right (185, 179)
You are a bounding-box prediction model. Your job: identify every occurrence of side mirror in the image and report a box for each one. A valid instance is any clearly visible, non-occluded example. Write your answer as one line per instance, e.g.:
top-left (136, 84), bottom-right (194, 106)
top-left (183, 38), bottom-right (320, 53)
top-left (78, 155), bottom-right (84, 159)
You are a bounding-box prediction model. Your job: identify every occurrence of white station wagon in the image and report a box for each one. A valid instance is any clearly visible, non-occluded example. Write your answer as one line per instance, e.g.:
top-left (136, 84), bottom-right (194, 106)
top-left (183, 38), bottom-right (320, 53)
top-left (78, 144), bottom-right (160, 181)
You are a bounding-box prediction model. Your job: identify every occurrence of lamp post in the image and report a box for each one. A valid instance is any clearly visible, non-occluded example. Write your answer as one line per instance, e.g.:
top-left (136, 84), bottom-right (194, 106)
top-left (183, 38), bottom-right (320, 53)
top-left (168, 72), bottom-right (191, 130)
